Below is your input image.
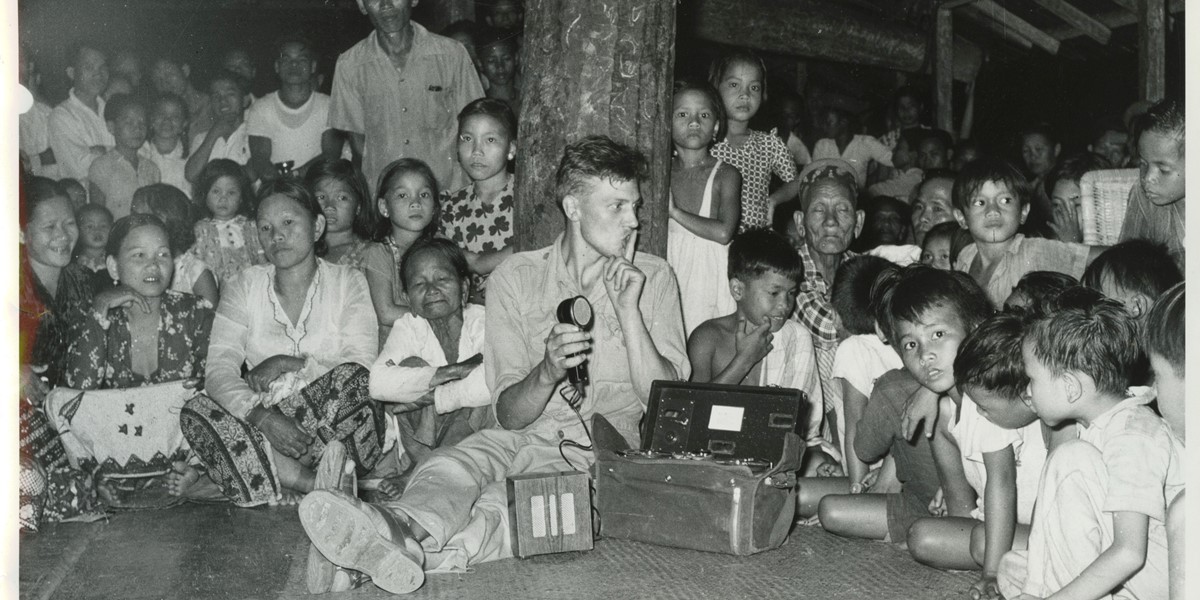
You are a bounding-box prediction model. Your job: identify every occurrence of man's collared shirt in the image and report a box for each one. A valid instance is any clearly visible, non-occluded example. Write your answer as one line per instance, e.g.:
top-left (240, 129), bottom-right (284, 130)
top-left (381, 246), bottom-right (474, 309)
top-left (48, 89), bottom-right (114, 183)
top-left (484, 235), bottom-right (690, 447)
top-left (329, 23), bottom-right (484, 196)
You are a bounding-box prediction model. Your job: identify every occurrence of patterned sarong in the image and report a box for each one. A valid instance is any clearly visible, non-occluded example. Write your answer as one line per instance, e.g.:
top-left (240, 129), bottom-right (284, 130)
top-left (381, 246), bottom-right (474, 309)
top-left (19, 398), bottom-right (106, 528)
top-left (180, 363), bottom-right (386, 506)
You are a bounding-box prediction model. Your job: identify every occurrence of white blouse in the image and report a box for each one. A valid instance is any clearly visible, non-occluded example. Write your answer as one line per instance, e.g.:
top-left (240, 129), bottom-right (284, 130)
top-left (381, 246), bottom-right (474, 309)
top-left (369, 304), bottom-right (489, 415)
top-left (205, 259), bottom-right (378, 419)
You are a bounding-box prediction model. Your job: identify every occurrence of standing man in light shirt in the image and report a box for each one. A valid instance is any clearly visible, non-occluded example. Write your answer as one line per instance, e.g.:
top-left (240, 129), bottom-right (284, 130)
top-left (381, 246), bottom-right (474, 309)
top-left (49, 44), bottom-right (114, 185)
top-left (329, 0), bottom-right (484, 195)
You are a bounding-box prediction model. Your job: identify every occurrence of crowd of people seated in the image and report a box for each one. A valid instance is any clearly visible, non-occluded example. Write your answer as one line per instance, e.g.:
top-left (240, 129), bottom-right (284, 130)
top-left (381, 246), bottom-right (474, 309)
top-left (17, 1), bottom-right (1186, 597)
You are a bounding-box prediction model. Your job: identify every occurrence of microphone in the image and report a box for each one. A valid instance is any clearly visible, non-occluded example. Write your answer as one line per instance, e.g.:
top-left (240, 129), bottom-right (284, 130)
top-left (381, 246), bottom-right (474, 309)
top-left (556, 296), bottom-right (594, 398)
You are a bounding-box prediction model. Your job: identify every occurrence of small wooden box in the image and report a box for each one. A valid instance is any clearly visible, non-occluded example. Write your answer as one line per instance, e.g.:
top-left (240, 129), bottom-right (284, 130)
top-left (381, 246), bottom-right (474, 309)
top-left (506, 471), bottom-right (593, 558)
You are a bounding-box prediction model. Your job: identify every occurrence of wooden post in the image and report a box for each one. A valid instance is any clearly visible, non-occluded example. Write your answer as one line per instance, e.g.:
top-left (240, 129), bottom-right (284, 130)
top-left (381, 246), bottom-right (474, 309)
top-left (515, 0), bottom-right (676, 256)
top-left (1138, 0), bottom-right (1166, 102)
top-left (935, 8), bottom-right (954, 133)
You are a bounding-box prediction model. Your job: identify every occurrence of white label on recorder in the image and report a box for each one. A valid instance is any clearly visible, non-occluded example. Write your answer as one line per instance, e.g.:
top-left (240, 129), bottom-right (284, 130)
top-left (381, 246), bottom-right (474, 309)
top-left (549, 493), bottom-right (559, 536)
top-left (530, 495), bottom-right (546, 538)
top-left (708, 405), bottom-right (745, 432)
top-left (561, 493), bottom-right (577, 535)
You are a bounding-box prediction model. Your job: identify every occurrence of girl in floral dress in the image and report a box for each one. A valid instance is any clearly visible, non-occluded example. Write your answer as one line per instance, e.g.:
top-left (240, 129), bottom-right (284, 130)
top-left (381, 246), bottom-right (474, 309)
top-left (190, 159), bottom-right (265, 286)
top-left (708, 50), bottom-right (801, 232)
top-left (439, 98), bottom-right (517, 304)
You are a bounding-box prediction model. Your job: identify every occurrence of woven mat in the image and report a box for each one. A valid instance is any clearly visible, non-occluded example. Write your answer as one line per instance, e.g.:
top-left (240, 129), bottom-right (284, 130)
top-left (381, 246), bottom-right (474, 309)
top-left (22, 504), bottom-right (976, 600)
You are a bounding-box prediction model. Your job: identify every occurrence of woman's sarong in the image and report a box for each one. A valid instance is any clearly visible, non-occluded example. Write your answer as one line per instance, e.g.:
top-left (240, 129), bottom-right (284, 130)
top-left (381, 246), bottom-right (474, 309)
top-left (20, 398), bottom-right (106, 528)
top-left (180, 363), bottom-right (386, 506)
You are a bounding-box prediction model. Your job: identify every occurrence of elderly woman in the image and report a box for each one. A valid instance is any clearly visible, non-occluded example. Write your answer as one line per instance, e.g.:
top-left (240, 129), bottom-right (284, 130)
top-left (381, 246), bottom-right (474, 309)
top-left (173, 179), bottom-right (385, 505)
top-left (369, 238), bottom-right (491, 498)
top-left (19, 176), bottom-right (104, 530)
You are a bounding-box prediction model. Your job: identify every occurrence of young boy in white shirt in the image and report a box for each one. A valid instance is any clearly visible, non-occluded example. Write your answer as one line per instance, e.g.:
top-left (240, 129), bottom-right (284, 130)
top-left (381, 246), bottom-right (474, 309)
top-left (999, 298), bottom-right (1184, 600)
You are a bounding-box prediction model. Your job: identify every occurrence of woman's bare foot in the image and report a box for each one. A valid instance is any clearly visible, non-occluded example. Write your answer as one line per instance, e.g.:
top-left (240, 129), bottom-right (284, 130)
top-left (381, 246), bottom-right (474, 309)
top-left (96, 478), bottom-right (123, 507)
top-left (278, 488), bottom-right (305, 506)
top-left (165, 461), bottom-right (225, 501)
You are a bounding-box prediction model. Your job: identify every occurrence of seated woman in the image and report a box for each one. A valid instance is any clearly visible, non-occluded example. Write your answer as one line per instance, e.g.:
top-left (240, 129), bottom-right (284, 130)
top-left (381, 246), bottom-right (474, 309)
top-left (173, 179), bottom-right (386, 505)
top-left (60, 214), bottom-right (214, 505)
top-left (19, 176), bottom-right (105, 530)
top-left (368, 238), bottom-right (492, 498)
top-left (130, 183), bottom-right (220, 307)
top-left (63, 213), bottom-right (214, 391)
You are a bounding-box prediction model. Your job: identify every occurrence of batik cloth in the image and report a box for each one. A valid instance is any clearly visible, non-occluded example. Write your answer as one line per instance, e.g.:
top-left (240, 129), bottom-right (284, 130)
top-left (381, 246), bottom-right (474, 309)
top-left (180, 363), bottom-right (386, 506)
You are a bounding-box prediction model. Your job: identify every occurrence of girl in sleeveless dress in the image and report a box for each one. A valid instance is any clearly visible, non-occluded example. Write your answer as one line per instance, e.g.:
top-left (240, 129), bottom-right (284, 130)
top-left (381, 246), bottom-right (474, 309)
top-left (667, 80), bottom-right (742, 336)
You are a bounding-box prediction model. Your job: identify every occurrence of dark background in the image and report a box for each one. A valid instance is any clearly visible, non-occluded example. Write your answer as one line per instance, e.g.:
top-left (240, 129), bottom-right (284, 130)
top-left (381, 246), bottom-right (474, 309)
top-left (19, 0), bottom-right (1185, 163)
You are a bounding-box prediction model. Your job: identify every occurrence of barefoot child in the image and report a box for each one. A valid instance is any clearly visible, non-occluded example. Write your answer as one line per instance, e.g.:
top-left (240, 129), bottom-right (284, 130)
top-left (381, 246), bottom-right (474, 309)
top-left (708, 50), bottom-right (801, 231)
top-left (817, 265), bottom-right (988, 544)
top-left (797, 255), bottom-right (905, 519)
top-left (952, 157), bottom-right (1103, 308)
top-left (363, 158), bottom-right (439, 344)
top-left (667, 79), bottom-right (741, 334)
top-left (439, 98), bottom-right (518, 304)
top-left (191, 158), bottom-right (266, 286)
top-left (687, 229), bottom-right (830, 472)
top-left (829, 256), bottom-right (901, 490)
top-left (998, 297), bottom-right (1183, 600)
top-left (907, 314), bottom-right (1070, 599)
top-left (1143, 283), bottom-right (1185, 600)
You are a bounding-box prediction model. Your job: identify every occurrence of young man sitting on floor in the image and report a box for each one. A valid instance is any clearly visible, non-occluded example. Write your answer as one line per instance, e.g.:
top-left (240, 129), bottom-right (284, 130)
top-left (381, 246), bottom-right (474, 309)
top-left (298, 135), bottom-right (690, 594)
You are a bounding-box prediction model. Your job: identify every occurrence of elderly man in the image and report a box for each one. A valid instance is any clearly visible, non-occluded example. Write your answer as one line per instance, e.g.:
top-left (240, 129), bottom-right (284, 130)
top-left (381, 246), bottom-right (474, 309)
top-left (330, 0), bottom-right (484, 194)
top-left (299, 136), bottom-right (689, 594)
top-left (792, 159), bottom-right (864, 463)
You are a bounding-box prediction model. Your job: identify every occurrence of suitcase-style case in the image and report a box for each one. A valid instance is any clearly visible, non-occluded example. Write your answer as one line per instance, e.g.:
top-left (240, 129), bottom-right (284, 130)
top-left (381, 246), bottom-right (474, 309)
top-left (593, 381), bottom-right (805, 555)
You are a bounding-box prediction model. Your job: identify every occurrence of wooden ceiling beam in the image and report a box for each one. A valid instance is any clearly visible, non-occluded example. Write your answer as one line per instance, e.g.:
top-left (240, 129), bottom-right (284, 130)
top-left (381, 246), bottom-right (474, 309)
top-left (1029, 0), bottom-right (1111, 44)
top-left (1108, 0), bottom-right (1137, 12)
top-left (970, 0), bottom-right (1061, 53)
top-left (960, 4), bottom-right (1035, 49)
top-left (690, 0), bottom-right (983, 81)
top-left (1044, 0), bottom-right (1183, 40)
top-left (939, 0), bottom-right (982, 8)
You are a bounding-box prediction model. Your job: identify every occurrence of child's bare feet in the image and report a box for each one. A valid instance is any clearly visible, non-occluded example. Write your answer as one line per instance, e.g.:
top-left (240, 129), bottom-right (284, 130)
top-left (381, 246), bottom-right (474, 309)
top-left (165, 461), bottom-right (225, 501)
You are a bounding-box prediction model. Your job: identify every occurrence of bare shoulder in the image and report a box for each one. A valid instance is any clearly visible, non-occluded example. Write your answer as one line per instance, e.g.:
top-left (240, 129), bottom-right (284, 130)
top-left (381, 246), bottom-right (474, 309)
top-left (715, 162), bottom-right (742, 188)
top-left (689, 314), bottom-right (736, 348)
